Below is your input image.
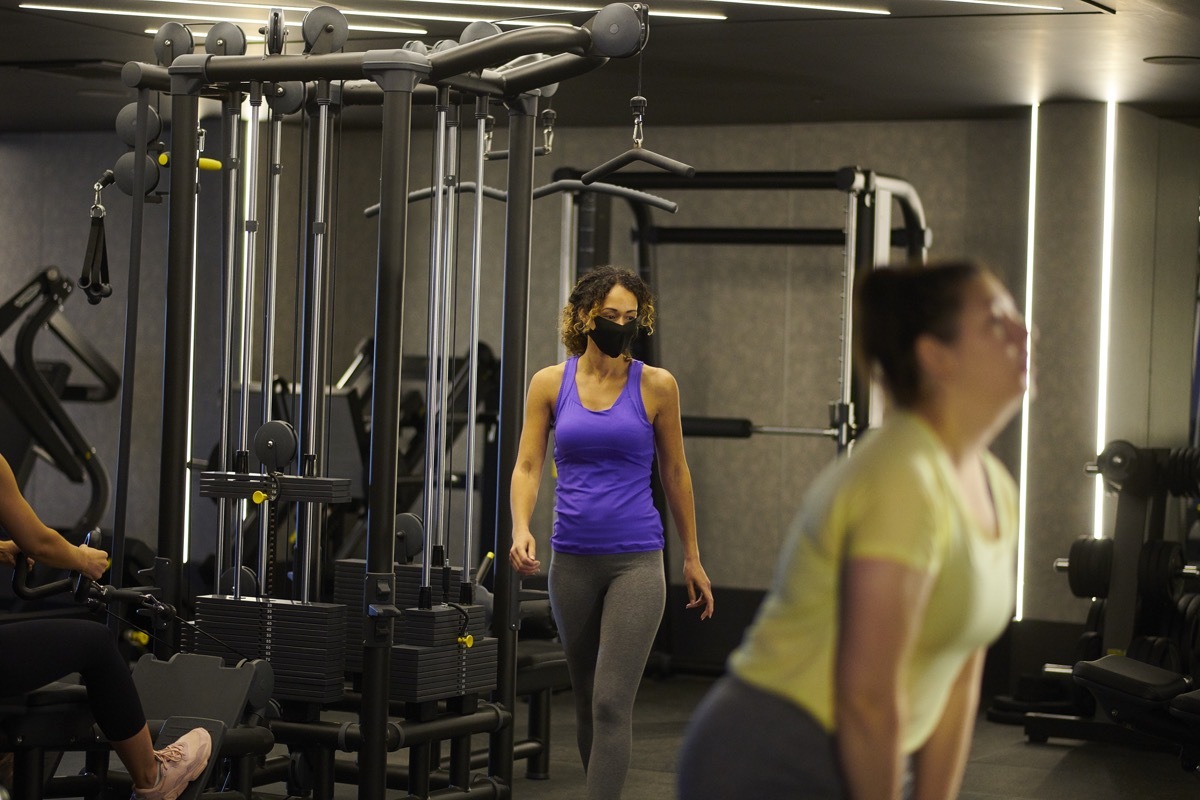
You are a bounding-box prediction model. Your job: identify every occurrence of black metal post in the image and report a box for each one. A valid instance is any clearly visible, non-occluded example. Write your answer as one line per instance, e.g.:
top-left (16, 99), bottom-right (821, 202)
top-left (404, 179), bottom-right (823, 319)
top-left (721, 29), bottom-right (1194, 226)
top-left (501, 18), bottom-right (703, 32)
top-left (109, 87), bottom-right (152, 606)
top-left (488, 91), bottom-right (538, 790)
top-left (156, 76), bottom-right (202, 651)
top-left (359, 51), bottom-right (431, 800)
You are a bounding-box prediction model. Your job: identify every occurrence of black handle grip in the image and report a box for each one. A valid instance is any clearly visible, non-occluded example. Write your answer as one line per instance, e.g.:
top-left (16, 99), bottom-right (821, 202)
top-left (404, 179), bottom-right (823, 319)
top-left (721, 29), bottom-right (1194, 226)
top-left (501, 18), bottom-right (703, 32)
top-left (11, 555), bottom-right (74, 601)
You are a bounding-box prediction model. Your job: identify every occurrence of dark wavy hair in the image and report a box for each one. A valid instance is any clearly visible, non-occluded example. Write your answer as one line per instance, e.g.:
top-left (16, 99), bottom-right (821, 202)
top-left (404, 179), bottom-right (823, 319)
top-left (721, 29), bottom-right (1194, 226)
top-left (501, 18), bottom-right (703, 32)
top-left (560, 266), bottom-right (656, 358)
top-left (853, 261), bottom-right (987, 408)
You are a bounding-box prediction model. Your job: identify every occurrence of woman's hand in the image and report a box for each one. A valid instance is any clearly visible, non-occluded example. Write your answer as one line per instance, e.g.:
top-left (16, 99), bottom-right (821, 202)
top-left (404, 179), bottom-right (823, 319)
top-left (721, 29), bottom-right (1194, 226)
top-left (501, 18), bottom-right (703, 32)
top-left (0, 539), bottom-right (21, 568)
top-left (77, 544), bottom-right (110, 581)
top-left (509, 528), bottom-right (542, 576)
top-left (683, 557), bottom-right (714, 620)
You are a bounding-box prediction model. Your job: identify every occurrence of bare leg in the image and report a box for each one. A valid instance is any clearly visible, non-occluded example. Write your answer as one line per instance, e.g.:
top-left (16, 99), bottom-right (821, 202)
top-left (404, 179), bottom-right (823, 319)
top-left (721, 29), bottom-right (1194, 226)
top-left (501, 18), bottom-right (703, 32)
top-left (111, 724), bottom-right (159, 789)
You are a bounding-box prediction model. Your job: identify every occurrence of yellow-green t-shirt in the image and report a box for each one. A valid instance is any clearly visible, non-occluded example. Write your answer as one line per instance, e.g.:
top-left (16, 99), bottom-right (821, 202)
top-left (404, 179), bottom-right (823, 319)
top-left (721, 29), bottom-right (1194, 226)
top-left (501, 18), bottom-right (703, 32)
top-left (728, 411), bottom-right (1017, 754)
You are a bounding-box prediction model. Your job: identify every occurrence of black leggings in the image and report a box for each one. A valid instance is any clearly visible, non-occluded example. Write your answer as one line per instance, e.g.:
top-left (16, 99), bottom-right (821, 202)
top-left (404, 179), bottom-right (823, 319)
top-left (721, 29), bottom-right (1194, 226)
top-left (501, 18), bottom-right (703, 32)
top-left (0, 619), bottom-right (146, 742)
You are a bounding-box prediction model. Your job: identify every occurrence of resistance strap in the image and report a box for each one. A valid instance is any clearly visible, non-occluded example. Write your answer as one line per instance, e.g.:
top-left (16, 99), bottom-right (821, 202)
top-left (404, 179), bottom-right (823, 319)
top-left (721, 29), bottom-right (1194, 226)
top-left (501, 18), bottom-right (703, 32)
top-left (80, 171), bottom-right (115, 304)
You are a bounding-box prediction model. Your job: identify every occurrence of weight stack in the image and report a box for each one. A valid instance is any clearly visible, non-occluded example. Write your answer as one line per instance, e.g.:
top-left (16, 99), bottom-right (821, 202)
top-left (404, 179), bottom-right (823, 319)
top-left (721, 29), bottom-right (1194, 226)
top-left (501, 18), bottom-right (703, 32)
top-left (332, 559), bottom-right (464, 675)
top-left (391, 604), bottom-right (497, 703)
top-left (189, 595), bottom-right (346, 704)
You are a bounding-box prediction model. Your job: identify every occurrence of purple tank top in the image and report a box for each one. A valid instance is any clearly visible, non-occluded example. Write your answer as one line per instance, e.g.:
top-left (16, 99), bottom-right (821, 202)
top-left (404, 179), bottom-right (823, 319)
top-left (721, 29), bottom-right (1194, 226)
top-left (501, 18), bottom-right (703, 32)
top-left (551, 357), bottom-right (664, 555)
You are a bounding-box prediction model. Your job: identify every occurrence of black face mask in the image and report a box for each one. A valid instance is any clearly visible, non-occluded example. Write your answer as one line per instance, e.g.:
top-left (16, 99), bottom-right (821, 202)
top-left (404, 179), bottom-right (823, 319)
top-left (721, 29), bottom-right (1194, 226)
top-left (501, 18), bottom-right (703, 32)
top-left (587, 316), bottom-right (638, 359)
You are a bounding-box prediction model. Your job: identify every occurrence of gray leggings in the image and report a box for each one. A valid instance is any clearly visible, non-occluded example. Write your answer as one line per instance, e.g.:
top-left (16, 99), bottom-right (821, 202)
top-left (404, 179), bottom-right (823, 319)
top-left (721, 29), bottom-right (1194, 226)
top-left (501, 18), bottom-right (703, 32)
top-left (548, 549), bottom-right (666, 800)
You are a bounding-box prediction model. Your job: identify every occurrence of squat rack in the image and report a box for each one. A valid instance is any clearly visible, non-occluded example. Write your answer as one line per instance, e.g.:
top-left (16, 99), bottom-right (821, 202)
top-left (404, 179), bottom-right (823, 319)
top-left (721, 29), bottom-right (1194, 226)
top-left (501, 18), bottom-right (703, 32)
top-left (559, 167), bottom-right (931, 451)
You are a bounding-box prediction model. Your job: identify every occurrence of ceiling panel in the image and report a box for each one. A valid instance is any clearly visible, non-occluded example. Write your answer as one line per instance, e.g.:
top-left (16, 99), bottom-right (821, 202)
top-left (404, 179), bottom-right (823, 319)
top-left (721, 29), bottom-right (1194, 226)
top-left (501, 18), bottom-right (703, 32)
top-left (1, 0), bottom-right (1199, 132)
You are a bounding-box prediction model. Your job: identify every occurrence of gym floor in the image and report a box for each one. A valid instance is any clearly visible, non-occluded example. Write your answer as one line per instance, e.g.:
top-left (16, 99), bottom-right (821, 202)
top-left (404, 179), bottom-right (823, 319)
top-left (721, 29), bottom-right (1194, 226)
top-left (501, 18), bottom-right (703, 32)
top-left (58, 673), bottom-right (1200, 798)
top-left (489, 674), bottom-right (1200, 800)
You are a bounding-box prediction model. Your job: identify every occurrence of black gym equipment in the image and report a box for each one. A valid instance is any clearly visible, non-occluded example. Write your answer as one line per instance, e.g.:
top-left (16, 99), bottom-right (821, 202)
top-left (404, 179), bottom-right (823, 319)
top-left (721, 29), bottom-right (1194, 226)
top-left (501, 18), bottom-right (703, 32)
top-left (2, 554), bottom-right (275, 800)
top-left (0, 268), bottom-right (119, 581)
top-left (681, 415), bottom-right (839, 441)
top-left (563, 167), bottom-right (931, 454)
top-left (580, 8), bottom-right (694, 186)
top-left (79, 172), bottom-right (115, 305)
top-left (1019, 439), bottom-right (1200, 757)
top-left (116, 4), bottom-right (652, 798)
top-left (552, 166), bottom-right (930, 674)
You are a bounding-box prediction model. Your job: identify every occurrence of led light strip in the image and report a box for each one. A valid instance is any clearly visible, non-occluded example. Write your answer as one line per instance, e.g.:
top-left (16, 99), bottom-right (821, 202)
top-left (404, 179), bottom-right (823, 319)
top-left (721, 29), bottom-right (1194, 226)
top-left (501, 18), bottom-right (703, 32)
top-left (1015, 102), bottom-right (1038, 621)
top-left (160, 0), bottom-right (720, 14)
top-left (32, 0), bottom-right (724, 28)
top-left (937, 0), bottom-right (1063, 10)
top-left (1094, 100), bottom-right (1117, 538)
top-left (702, 0), bottom-right (888, 13)
top-left (22, 3), bottom-right (428, 32)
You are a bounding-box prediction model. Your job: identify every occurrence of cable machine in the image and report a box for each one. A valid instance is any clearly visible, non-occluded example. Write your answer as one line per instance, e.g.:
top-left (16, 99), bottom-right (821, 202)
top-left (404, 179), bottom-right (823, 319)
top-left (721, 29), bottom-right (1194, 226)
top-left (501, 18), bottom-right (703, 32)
top-left (115, 5), bottom-right (652, 799)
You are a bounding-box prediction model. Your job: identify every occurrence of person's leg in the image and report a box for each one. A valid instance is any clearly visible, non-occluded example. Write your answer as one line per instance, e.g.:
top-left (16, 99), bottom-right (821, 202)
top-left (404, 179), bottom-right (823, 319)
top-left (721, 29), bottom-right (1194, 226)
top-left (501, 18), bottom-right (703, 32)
top-left (548, 551), bottom-right (607, 771)
top-left (677, 675), bottom-right (846, 799)
top-left (583, 551), bottom-right (664, 800)
top-left (0, 619), bottom-right (146, 741)
top-left (112, 726), bottom-right (159, 788)
top-left (0, 619), bottom-right (210, 798)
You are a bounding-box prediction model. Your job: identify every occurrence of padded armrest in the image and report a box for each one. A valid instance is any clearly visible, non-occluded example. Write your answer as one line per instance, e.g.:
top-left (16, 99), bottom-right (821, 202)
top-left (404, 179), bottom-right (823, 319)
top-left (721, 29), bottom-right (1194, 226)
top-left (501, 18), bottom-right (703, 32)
top-left (1073, 655), bottom-right (1191, 703)
top-left (0, 681), bottom-right (89, 713)
top-left (1171, 689), bottom-right (1200, 720)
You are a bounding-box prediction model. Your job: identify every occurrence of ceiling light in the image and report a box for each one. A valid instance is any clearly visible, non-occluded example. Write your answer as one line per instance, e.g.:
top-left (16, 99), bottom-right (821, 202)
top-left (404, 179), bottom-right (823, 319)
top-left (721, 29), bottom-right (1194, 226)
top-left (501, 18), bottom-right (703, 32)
top-left (702, 0), bottom-right (888, 14)
top-left (935, 0), bottom-right (1063, 10)
top-left (130, 0), bottom-right (720, 23)
top-left (21, 3), bottom-right (426, 32)
top-left (131, 0), bottom-right (486, 25)
top-left (646, 8), bottom-right (727, 18)
top-left (28, 0), bottom-right (723, 42)
top-left (22, 3), bottom-right (242, 21)
top-left (346, 22), bottom-right (430, 33)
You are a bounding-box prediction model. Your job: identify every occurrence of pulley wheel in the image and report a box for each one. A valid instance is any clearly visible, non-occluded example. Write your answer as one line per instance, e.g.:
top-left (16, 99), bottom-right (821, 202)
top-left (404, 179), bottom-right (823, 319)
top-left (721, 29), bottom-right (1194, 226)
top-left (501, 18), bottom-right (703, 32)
top-left (266, 81), bottom-right (306, 115)
top-left (263, 9), bottom-right (287, 55)
top-left (254, 420), bottom-right (298, 473)
top-left (114, 102), bottom-right (161, 147)
top-left (153, 22), bottom-right (194, 66)
top-left (205, 22), bottom-right (248, 56)
top-left (460, 21), bottom-right (501, 44)
top-left (302, 6), bottom-right (349, 54)
top-left (217, 566), bottom-right (259, 596)
top-left (113, 152), bottom-right (159, 196)
top-left (395, 512), bottom-right (424, 563)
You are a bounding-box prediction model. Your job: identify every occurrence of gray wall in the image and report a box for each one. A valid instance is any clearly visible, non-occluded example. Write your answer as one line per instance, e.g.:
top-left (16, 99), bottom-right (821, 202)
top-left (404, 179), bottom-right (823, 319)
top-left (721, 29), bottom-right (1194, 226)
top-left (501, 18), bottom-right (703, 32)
top-left (519, 119), bottom-right (1030, 592)
top-left (1023, 105), bottom-right (1200, 624)
top-left (3, 103), bottom-right (1197, 633)
top-left (0, 132), bottom-right (168, 546)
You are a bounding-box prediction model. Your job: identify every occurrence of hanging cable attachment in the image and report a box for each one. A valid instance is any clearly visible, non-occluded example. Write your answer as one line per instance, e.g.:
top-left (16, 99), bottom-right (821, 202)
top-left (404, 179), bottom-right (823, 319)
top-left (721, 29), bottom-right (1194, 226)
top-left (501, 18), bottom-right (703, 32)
top-left (482, 114), bottom-right (495, 159)
top-left (80, 170), bottom-right (115, 304)
top-left (631, 95), bottom-right (646, 148)
top-left (541, 108), bottom-right (556, 155)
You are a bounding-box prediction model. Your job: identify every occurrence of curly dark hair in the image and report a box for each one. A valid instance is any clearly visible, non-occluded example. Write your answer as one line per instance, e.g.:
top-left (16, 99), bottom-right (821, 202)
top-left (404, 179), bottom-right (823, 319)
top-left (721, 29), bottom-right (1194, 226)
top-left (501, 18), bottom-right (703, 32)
top-left (560, 266), bottom-right (656, 359)
top-left (853, 261), bottom-right (988, 408)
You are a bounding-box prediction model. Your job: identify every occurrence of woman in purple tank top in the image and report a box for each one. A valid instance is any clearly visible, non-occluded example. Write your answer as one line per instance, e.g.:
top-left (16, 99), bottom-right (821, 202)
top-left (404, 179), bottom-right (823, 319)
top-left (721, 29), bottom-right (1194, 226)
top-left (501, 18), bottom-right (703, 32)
top-left (509, 266), bottom-right (714, 799)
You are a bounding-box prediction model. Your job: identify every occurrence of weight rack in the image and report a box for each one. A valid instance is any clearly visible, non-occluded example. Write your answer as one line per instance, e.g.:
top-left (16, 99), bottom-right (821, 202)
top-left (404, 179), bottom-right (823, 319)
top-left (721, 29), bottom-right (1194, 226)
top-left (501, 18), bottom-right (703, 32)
top-left (188, 595), bottom-right (346, 704)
